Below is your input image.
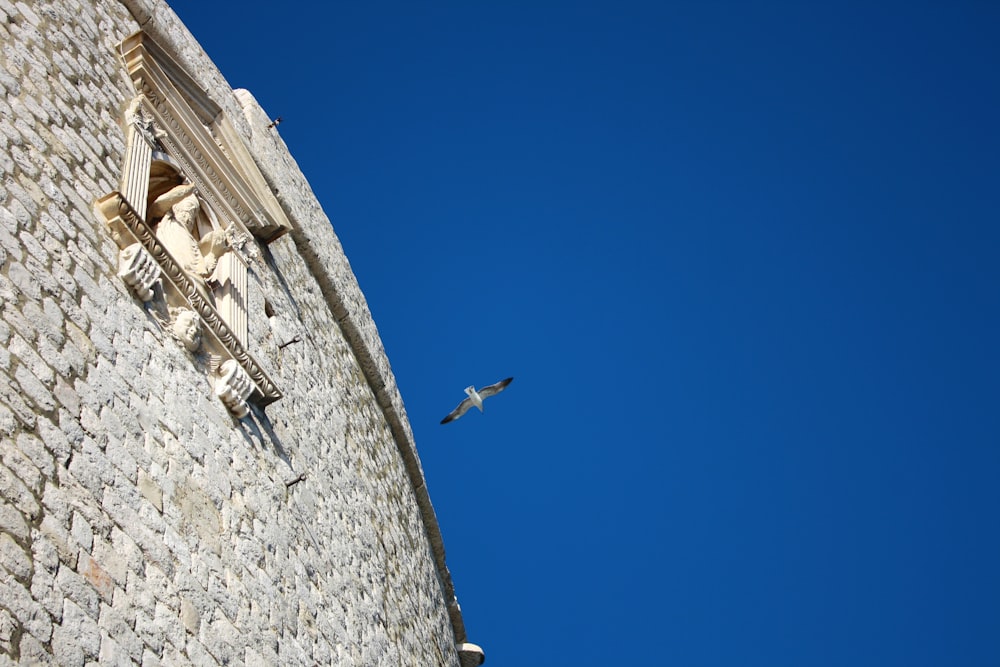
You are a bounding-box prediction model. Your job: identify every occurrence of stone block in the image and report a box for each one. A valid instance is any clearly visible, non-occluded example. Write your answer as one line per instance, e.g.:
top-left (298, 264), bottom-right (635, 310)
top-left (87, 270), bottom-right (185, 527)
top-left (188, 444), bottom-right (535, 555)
top-left (65, 441), bottom-right (110, 500)
top-left (0, 461), bottom-right (40, 521)
top-left (78, 550), bottom-right (114, 603)
top-left (18, 229), bottom-right (50, 268)
top-left (50, 621), bottom-right (84, 666)
top-left (0, 403), bottom-right (13, 438)
top-left (137, 468), bottom-right (163, 513)
top-left (98, 602), bottom-right (143, 664)
top-left (29, 554), bottom-right (63, 621)
top-left (0, 575), bottom-right (52, 644)
top-left (70, 511), bottom-right (94, 552)
top-left (0, 497), bottom-right (28, 542)
top-left (133, 610), bottom-right (163, 655)
top-left (98, 633), bottom-right (129, 667)
top-left (0, 532), bottom-right (32, 581)
top-left (8, 331), bottom-right (54, 386)
top-left (6, 260), bottom-right (41, 301)
top-left (108, 527), bottom-right (143, 582)
top-left (103, 431), bottom-right (137, 483)
top-left (30, 530), bottom-right (61, 575)
top-left (0, 212), bottom-right (23, 263)
top-left (15, 431), bottom-right (54, 479)
top-left (35, 335), bottom-right (72, 380)
top-left (184, 635), bottom-right (221, 667)
top-left (152, 601), bottom-right (185, 652)
top-left (38, 514), bottom-right (76, 568)
top-left (37, 411), bottom-right (73, 465)
top-left (141, 649), bottom-right (162, 667)
top-left (0, 606), bottom-right (15, 654)
top-left (179, 596), bottom-right (199, 634)
top-left (13, 363), bottom-right (56, 413)
top-left (18, 631), bottom-right (53, 665)
top-left (56, 561), bottom-right (100, 620)
top-left (1, 436), bottom-right (43, 496)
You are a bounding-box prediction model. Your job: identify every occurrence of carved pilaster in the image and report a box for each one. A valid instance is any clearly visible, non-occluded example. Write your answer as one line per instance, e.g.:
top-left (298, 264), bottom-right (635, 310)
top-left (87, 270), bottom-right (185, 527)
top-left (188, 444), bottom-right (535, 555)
top-left (120, 108), bottom-right (153, 218)
top-left (213, 249), bottom-right (249, 348)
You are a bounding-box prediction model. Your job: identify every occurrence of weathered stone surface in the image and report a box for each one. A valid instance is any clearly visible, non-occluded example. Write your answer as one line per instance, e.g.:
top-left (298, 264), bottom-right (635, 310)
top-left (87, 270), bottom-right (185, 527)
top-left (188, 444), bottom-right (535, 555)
top-left (0, 575), bottom-right (52, 645)
top-left (0, 497), bottom-right (28, 542)
top-left (51, 599), bottom-right (99, 665)
top-left (78, 550), bottom-right (115, 603)
top-left (0, 0), bottom-right (470, 664)
top-left (0, 532), bottom-right (32, 581)
top-left (137, 468), bottom-right (163, 512)
top-left (0, 608), bottom-right (16, 656)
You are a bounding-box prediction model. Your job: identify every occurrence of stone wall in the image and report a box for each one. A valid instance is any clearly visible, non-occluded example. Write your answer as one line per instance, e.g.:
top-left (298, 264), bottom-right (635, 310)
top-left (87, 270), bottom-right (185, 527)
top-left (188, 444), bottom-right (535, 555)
top-left (0, 0), bottom-right (474, 664)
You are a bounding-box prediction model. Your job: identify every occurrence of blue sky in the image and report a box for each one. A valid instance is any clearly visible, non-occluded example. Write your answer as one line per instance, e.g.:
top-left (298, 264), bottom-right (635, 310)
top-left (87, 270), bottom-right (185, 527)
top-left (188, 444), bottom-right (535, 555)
top-left (167, 2), bottom-right (999, 665)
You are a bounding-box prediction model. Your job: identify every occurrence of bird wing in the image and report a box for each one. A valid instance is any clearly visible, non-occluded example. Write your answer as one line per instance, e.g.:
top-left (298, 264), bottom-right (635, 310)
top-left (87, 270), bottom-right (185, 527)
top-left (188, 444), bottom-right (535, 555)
top-left (478, 377), bottom-right (513, 399)
top-left (440, 396), bottom-right (475, 424)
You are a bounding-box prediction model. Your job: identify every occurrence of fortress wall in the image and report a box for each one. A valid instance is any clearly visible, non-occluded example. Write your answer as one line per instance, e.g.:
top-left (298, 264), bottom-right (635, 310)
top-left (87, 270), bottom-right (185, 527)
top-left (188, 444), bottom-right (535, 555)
top-left (0, 0), bottom-right (466, 664)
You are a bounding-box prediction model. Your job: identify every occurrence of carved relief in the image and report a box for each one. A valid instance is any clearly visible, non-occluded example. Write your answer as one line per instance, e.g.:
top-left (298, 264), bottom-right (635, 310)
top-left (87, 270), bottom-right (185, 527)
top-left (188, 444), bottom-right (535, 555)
top-left (99, 31), bottom-right (291, 414)
top-left (117, 243), bottom-right (161, 302)
top-left (169, 306), bottom-right (202, 352)
top-left (118, 31), bottom-right (292, 243)
top-left (148, 182), bottom-right (229, 303)
top-left (215, 359), bottom-right (254, 418)
top-left (99, 192), bottom-right (282, 409)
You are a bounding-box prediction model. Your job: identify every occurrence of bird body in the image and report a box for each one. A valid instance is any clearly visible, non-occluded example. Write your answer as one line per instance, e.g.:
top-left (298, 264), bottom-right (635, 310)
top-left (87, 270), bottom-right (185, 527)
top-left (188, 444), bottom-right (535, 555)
top-left (464, 385), bottom-right (485, 412)
top-left (440, 377), bottom-right (513, 424)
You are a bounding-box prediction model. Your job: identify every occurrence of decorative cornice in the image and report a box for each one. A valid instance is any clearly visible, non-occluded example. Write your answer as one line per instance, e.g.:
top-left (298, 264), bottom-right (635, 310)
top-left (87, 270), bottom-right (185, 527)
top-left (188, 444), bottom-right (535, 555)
top-left (141, 93), bottom-right (257, 248)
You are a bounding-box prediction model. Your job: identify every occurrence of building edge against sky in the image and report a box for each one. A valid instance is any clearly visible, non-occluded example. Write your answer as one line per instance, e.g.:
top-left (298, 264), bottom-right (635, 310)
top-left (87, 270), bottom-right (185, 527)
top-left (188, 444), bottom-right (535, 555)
top-left (0, 0), bottom-right (484, 664)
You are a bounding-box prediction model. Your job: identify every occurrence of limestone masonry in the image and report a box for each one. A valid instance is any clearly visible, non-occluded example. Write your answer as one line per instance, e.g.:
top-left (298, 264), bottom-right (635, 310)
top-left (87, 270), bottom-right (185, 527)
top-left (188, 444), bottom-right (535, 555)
top-left (0, 0), bottom-right (483, 664)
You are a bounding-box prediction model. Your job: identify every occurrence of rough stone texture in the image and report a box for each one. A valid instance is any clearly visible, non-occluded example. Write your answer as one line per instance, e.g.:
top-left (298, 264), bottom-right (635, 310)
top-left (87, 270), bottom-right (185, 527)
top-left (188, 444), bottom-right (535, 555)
top-left (0, 0), bottom-right (468, 664)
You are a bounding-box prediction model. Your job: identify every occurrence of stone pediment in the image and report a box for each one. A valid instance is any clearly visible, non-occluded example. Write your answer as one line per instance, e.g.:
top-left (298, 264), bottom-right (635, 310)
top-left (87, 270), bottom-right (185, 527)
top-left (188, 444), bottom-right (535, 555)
top-left (118, 31), bottom-right (290, 243)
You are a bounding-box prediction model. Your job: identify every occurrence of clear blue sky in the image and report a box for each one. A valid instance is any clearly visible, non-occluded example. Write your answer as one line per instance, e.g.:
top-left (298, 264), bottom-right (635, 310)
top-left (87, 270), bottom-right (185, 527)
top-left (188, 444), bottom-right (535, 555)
top-left (167, 2), bottom-right (999, 665)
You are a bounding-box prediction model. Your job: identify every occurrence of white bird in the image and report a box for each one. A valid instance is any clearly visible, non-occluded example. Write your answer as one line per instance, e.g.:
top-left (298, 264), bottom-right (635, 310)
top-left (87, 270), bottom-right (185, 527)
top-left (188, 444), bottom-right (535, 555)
top-left (440, 377), bottom-right (513, 424)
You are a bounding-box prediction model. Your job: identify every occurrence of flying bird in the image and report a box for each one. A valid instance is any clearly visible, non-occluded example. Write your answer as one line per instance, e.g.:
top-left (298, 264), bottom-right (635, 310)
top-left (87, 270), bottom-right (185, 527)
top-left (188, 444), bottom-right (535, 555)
top-left (440, 377), bottom-right (513, 424)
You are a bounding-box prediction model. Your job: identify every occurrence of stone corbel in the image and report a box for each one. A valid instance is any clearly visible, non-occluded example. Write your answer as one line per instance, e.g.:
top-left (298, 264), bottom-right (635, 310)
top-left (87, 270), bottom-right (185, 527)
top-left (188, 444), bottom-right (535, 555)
top-left (117, 242), bottom-right (160, 301)
top-left (215, 359), bottom-right (253, 418)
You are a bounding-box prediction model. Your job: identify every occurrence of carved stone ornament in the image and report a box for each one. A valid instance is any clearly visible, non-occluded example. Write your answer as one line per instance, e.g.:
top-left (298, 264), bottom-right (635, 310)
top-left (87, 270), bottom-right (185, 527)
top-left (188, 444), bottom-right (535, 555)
top-left (169, 306), bottom-right (202, 352)
top-left (215, 359), bottom-right (254, 418)
top-left (117, 243), bottom-right (160, 301)
top-left (98, 31), bottom-right (292, 413)
top-left (117, 31), bottom-right (292, 243)
top-left (98, 193), bottom-right (281, 410)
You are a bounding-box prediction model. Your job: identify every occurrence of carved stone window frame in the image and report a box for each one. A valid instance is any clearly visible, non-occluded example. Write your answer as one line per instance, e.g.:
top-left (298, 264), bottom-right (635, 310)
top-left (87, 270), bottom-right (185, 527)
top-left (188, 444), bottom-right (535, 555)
top-left (98, 31), bottom-right (290, 411)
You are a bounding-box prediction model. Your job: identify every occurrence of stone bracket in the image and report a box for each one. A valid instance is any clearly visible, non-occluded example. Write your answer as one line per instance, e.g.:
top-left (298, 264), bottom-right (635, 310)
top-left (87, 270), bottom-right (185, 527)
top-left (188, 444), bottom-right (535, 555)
top-left (215, 359), bottom-right (253, 418)
top-left (117, 242), bottom-right (160, 301)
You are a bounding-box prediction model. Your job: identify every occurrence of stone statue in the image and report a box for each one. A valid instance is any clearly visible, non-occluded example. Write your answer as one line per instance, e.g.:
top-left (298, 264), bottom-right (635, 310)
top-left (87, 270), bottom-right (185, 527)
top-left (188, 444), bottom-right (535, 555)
top-left (169, 306), bottom-right (202, 351)
top-left (149, 183), bottom-right (229, 299)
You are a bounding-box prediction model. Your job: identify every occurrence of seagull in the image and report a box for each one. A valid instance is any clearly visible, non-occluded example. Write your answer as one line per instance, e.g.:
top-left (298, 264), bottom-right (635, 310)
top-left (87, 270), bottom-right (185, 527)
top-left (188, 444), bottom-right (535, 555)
top-left (440, 377), bottom-right (513, 424)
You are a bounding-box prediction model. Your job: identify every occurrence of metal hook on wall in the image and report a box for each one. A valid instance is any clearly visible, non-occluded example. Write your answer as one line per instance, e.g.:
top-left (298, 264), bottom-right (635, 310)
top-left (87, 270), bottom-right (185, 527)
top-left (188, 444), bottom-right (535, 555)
top-left (278, 334), bottom-right (302, 350)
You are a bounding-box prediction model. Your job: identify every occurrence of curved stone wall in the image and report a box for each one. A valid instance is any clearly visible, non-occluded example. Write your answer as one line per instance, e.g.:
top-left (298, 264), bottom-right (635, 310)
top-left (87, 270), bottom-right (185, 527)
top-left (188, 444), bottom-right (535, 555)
top-left (0, 1), bottom-right (471, 664)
